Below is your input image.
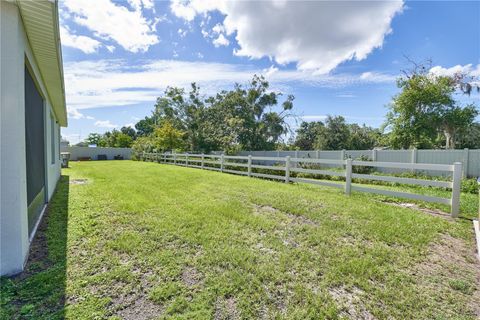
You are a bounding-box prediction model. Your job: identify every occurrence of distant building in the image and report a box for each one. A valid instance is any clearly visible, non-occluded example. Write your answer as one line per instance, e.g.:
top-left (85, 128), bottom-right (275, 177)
top-left (1, 1), bottom-right (67, 276)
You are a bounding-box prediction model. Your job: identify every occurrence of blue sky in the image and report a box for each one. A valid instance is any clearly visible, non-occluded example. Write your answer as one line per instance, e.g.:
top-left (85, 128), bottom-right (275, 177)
top-left (59, 0), bottom-right (480, 144)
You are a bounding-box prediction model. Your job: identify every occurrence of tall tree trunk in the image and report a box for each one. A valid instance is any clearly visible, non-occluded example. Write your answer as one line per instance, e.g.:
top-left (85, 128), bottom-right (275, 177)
top-left (444, 128), bottom-right (455, 149)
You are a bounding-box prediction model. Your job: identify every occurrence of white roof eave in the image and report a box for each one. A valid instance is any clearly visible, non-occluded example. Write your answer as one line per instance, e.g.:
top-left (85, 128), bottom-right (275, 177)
top-left (17, 0), bottom-right (67, 127)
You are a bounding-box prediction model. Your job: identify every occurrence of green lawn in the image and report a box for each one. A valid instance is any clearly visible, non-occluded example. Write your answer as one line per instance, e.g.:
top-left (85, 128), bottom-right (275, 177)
top-left (1, 160), bottom-right (479, 319)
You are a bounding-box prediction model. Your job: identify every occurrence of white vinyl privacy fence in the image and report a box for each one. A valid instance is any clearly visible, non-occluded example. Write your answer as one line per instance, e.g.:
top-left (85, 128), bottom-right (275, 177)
top-left (232, 149), bottom-right (479, 178)
top-left (62, 146), bottom-right (133, 160)
top-left (141, 152), bottom-right (463, 217)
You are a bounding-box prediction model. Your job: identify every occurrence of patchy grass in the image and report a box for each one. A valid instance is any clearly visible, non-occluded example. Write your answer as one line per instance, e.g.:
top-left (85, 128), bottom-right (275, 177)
top-left (1, 160), bottom-right (479, 319)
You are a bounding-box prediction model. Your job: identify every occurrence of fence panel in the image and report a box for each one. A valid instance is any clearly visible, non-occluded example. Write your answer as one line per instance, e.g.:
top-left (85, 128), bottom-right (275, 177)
top-left (142, 152), bottom-right (463, 217)
top-left (194, 149), bottom-right (480, 177)
top-left (63, 146), bottom-right (132, 160)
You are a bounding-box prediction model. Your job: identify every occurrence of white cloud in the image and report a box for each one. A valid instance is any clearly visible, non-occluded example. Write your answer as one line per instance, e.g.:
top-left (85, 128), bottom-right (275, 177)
top-left (212, 23), bottom-right (225, 34)
top-left (94, 120), bottom-right (118, 128)
top-left (106, 45), bottom-right (116, 53)
top-left (60, 26), bottom-right (101, 54)
top-left (67, 107), bottom-right (95, 120)
top-left (429, 64), bottom-right (480, 78)
top-left (128, 0), bottom-right (155, 11)
top-left (170, 0), bottom-right (219, 21)
top-left (212, 33), bottom-right (229, 47)
top-left (62, 0), bottom-right (159, 53)
top-left (170, 0), bottom-right (404, 74)
top-left (359, 71), bottom-right (396, 82)
top-left (201, 29), bottom-right (210, 38)
top-left (263, 65), bottom-right (279, 77)
top-left (178, 28), bottom-right (188, 38)
top-left (64, 59), bottom-right (396, 110)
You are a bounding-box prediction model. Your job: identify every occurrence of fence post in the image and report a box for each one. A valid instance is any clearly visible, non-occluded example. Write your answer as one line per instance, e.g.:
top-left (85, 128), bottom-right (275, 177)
top-left (220, 154), bottom-right (224, 172)
top-left (345, 158), bottom-right (352, 195)
top-left (174, 153), bottom-right (177, 165)
top-left (411, 148), bottom-right (417, 173)
top-left (248, 155), bottom-right (252, 177)
top-left (285, 156), bottom-right (291, 183)
top-left (201, 154), bottom-right (204, 169)
top-left (372, 149), bottom-right (377, 161)
top-left (451, 162), bottom-right (462, 217)
top-left (463, 148), bottom-right (469, 178)
top-left (316, 150), bottom-right (319, 159)
top-left (186, 154), bottom-right (189, 167)
top-left (142, 151), bottom-right (145, 161)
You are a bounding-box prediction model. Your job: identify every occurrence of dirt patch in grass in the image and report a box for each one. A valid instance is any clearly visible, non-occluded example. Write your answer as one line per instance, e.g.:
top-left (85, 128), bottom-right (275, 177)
top-left (329, 286), bottom-right (376, 319)
top-left (115, 296), bottom-right (163, 320)
top-left (69, 178), bottom-right (88, 185)
top-left (253, 205), bottom-right (319, 226)
top-left (412, 233), bottom-right (480, 317)
top-left (383, 201), bottom-right (453, 220)
top-left (181, 266), bottom-right (202, 288)
top-left (106, 267), bottom-right (163, 319)
top-left (285, 212), bottom-right (319, 226)
top-left (214, 296), bottom-right (240, 320)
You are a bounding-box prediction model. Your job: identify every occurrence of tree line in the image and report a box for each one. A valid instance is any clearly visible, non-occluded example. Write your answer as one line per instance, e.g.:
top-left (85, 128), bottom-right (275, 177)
top-left (78, 61), bottom-right (480, 152)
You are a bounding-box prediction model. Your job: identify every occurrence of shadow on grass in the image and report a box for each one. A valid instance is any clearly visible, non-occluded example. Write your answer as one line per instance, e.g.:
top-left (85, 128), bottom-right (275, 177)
top-left (0, 175), bottom-right (69, 319)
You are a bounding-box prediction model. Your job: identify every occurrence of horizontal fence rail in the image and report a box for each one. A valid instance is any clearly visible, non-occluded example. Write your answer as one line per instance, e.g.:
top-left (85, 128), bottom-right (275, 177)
top-left (141, 152), bottom-right (463, 217)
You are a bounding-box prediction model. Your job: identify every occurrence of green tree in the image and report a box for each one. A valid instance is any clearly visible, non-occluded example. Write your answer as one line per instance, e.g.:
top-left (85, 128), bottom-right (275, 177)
top-left (132, 136), bottom-right (155, 155)
top-left (348, 124), bottom-right (381, 150)
top-left (85, 133), bottom-right (103, 146)
top-left (144, 75), bottom-right (294, 153)
top-left (135, 116), bottom-right (155, 136)
top-left (205, 75), bottom-right (294, 152)
top-left (294, 121), bottom-right (325, 150)
top-left (457, 122), bottom-right (480, 148)
top-left (152, 121), bottom-right (185, 152)
top-left (120, 126), bottom-right (137, 140)
top-left (385, 61), bottom-right (479, 149)
top-left (314, 116), bottom-right (350, 150)
top-left (115, 133), bottom-right (133, 148)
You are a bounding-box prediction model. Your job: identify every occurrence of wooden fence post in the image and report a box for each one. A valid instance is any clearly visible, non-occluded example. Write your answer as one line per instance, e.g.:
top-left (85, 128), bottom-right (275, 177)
top-left (248, 155), bottom-right (252, 177)
top-left (174, 153), bottom-right (177, 165)
top-left (186, 154), bottom-right (189, 167)
top-left (285, 156), bottom-right (291, 183)
top-left (201, 154), bottom-right (204, 169)
top-left (451, 162), bottom-right (462, 217)
top-left (220, 154), bottom-right (224, 172)
top-left (345, 158), bottom-right (352, 195)
top-left (372, 149), bottom-right (377, 161)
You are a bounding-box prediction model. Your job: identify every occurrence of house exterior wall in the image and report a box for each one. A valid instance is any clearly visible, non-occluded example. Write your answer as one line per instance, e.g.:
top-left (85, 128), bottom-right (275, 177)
top-left (0, 1), bottom-right (62, 276)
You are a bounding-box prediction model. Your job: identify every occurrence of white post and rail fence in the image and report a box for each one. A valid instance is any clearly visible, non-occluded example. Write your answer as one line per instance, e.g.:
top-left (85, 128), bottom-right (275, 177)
top-left (141, 152), bottom-right (463, 217)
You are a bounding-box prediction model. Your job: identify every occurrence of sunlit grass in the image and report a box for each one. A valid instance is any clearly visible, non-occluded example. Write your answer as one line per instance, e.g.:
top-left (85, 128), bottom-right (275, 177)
top-left (1, 160), bottom-right (478, 319)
